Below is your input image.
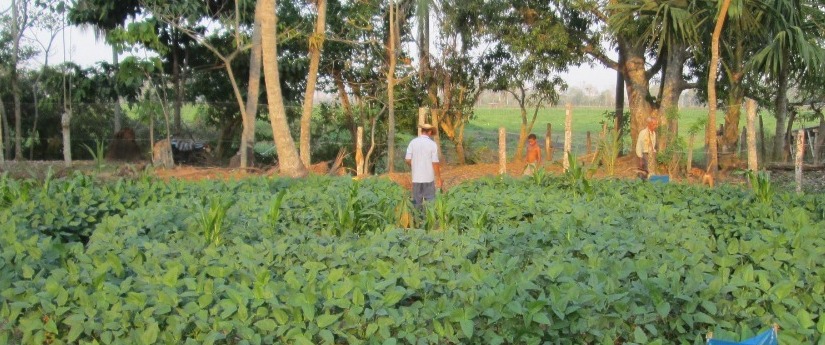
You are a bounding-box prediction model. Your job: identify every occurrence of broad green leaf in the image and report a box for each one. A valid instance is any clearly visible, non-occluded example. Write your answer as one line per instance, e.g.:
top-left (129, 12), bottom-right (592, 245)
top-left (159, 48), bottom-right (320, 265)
top-left (460, 319), bottom-right (474, 339)
top-left (317, 313), bottom-right (341, 328)
top-left (254, 319), bottom-right (277, 332)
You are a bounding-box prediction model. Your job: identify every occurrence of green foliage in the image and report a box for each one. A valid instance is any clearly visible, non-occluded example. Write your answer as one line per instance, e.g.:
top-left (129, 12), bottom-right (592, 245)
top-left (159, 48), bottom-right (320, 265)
top-left (746, 170), bottom-right (774, 204)
top-left (562, 153), bottom-right (593, 195)
top-left (1, 175), bottom-right (825, 344)
top-left (82, 139), bottom-right (106, 172)
top-left (529, 165), bottom-right (550, 186)
top-left (598, 128), bottom-right (621, 176)
top-left (196, 197), bottom-right (233, 246)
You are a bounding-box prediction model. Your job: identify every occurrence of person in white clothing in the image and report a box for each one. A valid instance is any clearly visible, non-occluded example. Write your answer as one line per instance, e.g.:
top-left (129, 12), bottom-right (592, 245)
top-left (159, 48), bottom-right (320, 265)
top-left (405, 124), bottom-right (442, 208)
top-left (635, 116), bottom-right (658, 179)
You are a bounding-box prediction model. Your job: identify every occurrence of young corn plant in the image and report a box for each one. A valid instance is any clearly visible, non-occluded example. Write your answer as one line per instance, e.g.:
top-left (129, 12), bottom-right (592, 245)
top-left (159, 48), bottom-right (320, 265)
top-left (197, 198), bottom-right (233, 246)
top-left (266, 190), bottom-right (288, 234)
top-left (424, 192), bottom-right (455, 231)
top-left (394, 196), bottom-right (414, 228)
top-left (530, 166), bottom-right (550, 186)
top-left (82, 139), bottom-right (107, 173)
top-left (563, 153), bottom-right (594, 196)
top-left (746, 170), bottom-right (773, 204)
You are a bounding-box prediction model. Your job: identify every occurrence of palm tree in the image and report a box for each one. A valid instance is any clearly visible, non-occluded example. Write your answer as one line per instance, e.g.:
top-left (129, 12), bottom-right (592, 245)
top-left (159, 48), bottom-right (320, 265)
top-left (299, 0), bottom-right (328, 166)
top-left (707, 0), bottom-right (733, 175)
top-left (750, 0), bottom-right (825, 161)
top-left (260, 0), bottom-right (308, 177)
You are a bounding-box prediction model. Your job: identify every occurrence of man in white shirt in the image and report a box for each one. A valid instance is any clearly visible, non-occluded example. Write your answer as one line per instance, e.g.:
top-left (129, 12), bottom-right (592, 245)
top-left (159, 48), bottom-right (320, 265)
top-left (636, 116), bottom-right (658, 179)
top-left (405, 124), bottom-right (442, 208)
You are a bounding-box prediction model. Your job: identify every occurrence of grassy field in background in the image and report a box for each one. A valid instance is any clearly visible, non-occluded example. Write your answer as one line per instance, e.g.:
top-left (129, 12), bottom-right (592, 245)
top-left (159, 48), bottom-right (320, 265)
top-left (451, 106), bottom-right (786, 163)
top-left (468, 106), bottom-right (780, 140)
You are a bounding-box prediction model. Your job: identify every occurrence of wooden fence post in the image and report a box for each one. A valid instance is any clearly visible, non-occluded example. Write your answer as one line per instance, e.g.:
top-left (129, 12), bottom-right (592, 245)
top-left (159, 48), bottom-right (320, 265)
top-left (563, 103), bottom-right (572, 171)
top-left (356, 126), bottom-right (364, 177)
top-left (499, 127), bottom-right (507, 175)
top-left (545, 123), bottom-right (552, 162)
top-left (746, 99), bottom-right (757, 171)
top-left (795, 129), bottom-right (804, 194)
top-left (586, 131), bottom-right (592, 155)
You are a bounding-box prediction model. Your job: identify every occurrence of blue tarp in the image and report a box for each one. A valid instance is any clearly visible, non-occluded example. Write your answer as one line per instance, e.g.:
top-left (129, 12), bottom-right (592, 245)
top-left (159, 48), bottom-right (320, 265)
top-left (707, 329), bottom-right (778, 345)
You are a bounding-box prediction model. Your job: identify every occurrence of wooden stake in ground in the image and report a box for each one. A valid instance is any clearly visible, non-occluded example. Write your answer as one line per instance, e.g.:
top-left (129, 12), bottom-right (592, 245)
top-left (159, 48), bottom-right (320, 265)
top-left (746, 99), bottom-right (757, 171)
top-left (795, 129), bottom-right (804, 194)
top-left (545, 123), bottom-right (552, 162)
top-left (356, 126), bottom-right (364, 177)
top-left (586, 131), bottom-right (592, 155)
top-left (563, 103), bottom-right (572, 171)
top-left (499, 127), bottom-right (506, 175)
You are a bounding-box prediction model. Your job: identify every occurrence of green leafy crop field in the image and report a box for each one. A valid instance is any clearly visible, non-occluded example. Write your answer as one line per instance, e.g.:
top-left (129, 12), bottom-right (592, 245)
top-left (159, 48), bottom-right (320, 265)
top-left (2, 174), bottom-right (824, 344)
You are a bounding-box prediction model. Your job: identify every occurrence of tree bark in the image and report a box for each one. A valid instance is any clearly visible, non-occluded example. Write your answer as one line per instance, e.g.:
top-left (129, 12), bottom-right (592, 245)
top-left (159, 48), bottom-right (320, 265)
top-left (746, 99), bottom-right (757, 170)
top-left (815, 113), bottom-right (825, 164)
top-left (172, 44), bottom-right (183, 135)
top-left (615, 51), bottom-right (625, 143)
top-left (498, 127), bottom-right (506, 175)
top-left (773, 55), bottom-right (790, 162)
top-left (386, 0), bottom-right (397, 173)
top-left (241, 0), bottom-right (264, 169)
top-left (113, 47), bottom-right (123, 133)
top-left (0, 99), bottom-right (6, 164)
top-left (623, 43), bottom-right (656, 148)
top-left (706, 0), bottom-right (731, 175)
top-left (61, 109), bottom-right (72, 167)
top-left (720, 76), bottom-right (744, 152)
top-left (261, 0), bottom-right (307, 177)
top-left (299, 0), bottom-right (328, 166)
top-left (11, 0), bottom-right (24, 160)
top-left (658, 46), bottom-right (690, 150)
top-left (564, 103), bottom-right (572, 171)
top-left (2, 103), bottom-right (10, 159)
top-left (795, 129), bottom-right (804, 194)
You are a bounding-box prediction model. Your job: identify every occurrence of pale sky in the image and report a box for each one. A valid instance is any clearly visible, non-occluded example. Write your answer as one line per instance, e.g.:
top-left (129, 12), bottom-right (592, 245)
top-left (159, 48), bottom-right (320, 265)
top-left (3, 0), bottom-right (617, 91)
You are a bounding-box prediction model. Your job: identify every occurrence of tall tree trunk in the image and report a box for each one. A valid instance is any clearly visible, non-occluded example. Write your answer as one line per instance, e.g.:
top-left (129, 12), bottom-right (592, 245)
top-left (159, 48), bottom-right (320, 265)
top-left (1, 97), bottom-right (10, 160)
top-left (659, 46), bottom-right (689, 149)
top-left (615, 50), bottom-right (625, 140)
top-left (260, 0), bottom-right (307, 177)
top-left (0, 99), bottom-right (6, 164)
top-left (707, 0), bottom-right (731, 175)
top-left (720, 76), bottom-right (744, 152)
top-left (173, 45), bottom-right (183, 135)
top-left (386, 0), bottom-right (397, 173)
top-left (623, 43), bottom-right (656, 148)
top-left (455, 122), bottom-right (466, 164)
top-left (773, 55), bottom-right (790, 162)
top-left (30, 82), bottom-right (40, 160)
top-left (333, 69), bottom-right (357, 147)
top-left (299, 0), bottom-right (328, 166)
top-left (113, 47), bottom-right (123, 133)
top-left (241, 0), bottom-right (264, 169)
top-left (62, 110), bottom-right (72, 167)
top-left (11, 0), bottom-right (23, 160)
top-left (814, 113), bottom-right (825, 164)
top-left (720, 29), bottom-right (746, 153)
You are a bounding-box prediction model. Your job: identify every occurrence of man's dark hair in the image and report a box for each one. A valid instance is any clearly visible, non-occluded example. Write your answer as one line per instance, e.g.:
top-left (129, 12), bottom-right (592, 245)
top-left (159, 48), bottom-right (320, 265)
top-left (527, 134), bottom-right (537, 140)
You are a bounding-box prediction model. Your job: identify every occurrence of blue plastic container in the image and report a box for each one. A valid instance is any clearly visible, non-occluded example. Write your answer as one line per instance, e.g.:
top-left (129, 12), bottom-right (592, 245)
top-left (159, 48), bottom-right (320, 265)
top-left (649, 175), bottom-right (670, 183)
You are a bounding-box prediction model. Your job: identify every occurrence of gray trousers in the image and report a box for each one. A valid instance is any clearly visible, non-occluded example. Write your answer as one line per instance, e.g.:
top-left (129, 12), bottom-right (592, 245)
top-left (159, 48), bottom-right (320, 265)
top-left (412, 182), bottom-right (436, 208)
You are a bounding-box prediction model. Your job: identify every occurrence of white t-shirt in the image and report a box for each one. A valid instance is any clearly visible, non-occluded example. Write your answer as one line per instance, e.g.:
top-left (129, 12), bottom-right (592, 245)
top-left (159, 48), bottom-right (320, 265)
top-left (405, 135), bottom-right (439, 183)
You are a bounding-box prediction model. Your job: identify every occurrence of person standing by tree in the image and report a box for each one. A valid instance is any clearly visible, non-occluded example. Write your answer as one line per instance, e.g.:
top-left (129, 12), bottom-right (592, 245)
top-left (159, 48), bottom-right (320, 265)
top-left (636, 117), bottom-right (658, 179)
top-left (405, 124), bottom-right (442, 208)
top-left (523, 133), bottom-right (542, 175)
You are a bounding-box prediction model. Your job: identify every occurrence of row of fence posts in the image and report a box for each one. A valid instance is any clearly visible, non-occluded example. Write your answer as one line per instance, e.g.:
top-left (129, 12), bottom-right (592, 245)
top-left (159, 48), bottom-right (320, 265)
top-left (350, 100), bottom-right (808, 193)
